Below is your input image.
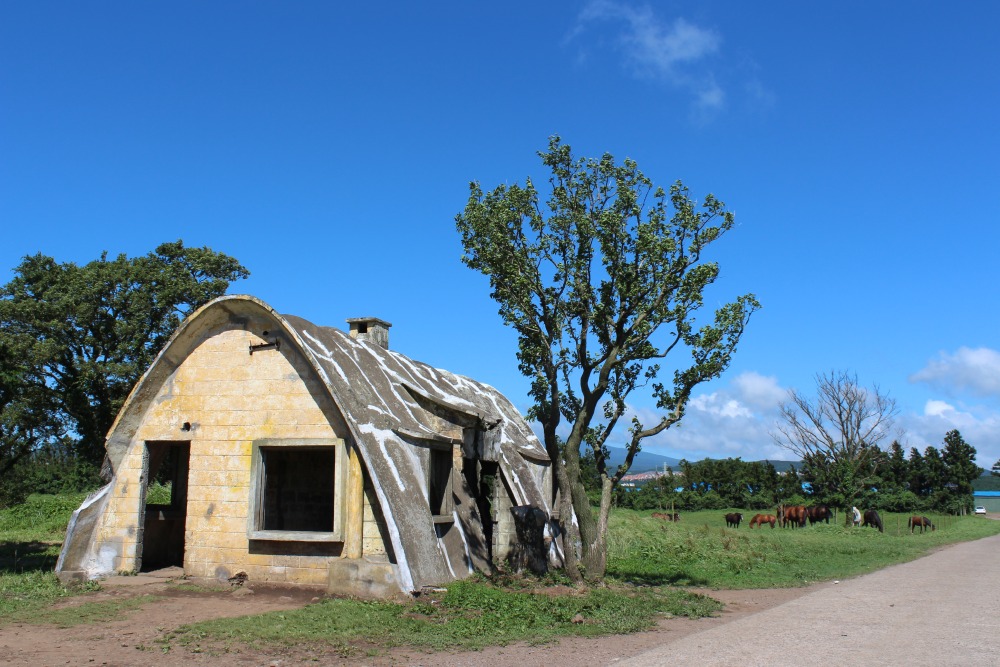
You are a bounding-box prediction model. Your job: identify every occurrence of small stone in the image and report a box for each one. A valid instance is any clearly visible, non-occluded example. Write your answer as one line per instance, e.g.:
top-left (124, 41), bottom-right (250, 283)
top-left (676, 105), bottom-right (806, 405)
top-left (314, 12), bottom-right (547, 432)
top-left (571, 613), bottom-right (585, 624)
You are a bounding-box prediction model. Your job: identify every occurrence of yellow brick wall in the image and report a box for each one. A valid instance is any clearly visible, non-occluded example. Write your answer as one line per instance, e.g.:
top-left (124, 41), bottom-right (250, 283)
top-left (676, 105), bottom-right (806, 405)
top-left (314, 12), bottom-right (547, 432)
top-left (94, 322), bottom-right (387, 584)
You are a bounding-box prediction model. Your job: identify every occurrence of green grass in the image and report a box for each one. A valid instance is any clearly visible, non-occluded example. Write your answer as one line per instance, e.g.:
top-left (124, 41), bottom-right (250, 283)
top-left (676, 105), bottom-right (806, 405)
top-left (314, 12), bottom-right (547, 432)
top-left (607, 509), bottom-right (1000, 588)
top-left (0, 492), bottom-right (91, 542)
top-left (0, 492), bottom-right (97, 624)
top-left (165, 577), bottom-right (721, 655)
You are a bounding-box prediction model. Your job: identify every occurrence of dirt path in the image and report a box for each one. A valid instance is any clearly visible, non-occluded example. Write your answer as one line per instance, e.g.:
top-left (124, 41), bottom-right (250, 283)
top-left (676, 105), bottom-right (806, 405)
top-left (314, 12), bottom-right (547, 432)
top-left (0, 569), bottom-right (815, 667)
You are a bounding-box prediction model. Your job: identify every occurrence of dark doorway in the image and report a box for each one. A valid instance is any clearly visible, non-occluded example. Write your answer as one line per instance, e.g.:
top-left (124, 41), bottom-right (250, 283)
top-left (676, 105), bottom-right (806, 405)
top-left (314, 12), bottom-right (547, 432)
top-left (140, 441), bottom-right (190, 571)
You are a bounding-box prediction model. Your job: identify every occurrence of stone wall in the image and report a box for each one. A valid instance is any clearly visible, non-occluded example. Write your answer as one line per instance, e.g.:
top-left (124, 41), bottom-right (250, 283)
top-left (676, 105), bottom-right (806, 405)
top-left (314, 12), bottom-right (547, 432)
top-left (92, 319), bottom-right (388, 586)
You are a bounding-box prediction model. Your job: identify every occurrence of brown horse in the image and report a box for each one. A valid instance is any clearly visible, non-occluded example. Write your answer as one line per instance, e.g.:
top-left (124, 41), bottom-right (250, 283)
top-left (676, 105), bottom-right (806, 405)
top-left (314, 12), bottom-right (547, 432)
top-left (652, 512), bottom-right (680, 522)
top-left (725, 512), bottom-right (744, 528)
top-left (862, 509), bottom-right (884, 533)
top-left (749, 513), bottom-right (776, 529)
top-left (806, 505), bottom-right (833, 525)
top-left (777, 504), bottom-right (808, 528)
top-left (908, 516), bottom-right (935, 533)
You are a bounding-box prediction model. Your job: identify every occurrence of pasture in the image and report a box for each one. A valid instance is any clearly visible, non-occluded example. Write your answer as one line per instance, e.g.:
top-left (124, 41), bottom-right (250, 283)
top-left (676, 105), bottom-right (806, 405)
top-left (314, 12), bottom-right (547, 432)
top-left (609, 508), bottom-right (1000, 589)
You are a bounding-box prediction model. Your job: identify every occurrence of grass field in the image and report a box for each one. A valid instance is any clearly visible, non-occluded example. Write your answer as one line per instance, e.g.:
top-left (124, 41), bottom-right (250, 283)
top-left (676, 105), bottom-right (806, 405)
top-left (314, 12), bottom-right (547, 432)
top-left (2, 494), bottom-right (999, 654)
top-left (608, 509), bottom-right (1000, 588)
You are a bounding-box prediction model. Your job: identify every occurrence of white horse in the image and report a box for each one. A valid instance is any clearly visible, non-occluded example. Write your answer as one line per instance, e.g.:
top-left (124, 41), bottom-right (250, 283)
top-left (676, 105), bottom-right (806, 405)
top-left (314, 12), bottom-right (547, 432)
top-left (851, 506), bottom-right (862, 527)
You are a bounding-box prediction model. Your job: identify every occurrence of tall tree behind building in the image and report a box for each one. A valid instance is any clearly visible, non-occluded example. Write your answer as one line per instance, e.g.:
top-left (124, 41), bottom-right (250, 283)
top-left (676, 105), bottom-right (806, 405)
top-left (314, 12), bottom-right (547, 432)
top-left (0, 241), bottom-right (249, 501)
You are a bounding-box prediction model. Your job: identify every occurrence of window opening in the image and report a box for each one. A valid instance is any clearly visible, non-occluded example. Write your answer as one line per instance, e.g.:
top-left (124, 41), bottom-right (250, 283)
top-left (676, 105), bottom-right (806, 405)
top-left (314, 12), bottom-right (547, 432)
top-left (261, 448), bottom-right (334, 531)
top-left (249, 438), bottom-right (346, 542)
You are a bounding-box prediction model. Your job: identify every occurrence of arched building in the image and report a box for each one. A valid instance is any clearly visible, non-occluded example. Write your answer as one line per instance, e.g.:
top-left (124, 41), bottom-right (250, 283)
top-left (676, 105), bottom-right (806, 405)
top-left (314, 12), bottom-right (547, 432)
top-left (57, 295), bottom-right (559, 598)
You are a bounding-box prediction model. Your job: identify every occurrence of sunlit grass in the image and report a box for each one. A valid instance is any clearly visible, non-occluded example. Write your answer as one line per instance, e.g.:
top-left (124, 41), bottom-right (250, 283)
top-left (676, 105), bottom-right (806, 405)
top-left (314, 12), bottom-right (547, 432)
top-left (166, 577), bottom-right (721, 655)
top-left (607, 509), bottom-right (1000, 588)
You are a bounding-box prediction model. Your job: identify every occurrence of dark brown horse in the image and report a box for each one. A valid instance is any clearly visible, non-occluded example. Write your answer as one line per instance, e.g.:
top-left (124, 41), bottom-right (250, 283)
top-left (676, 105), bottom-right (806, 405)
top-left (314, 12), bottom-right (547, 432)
top-left (749, 513), bottom-right (776, 529)
top-left (908, 516), bottom-right (935, 533)
top-left (725, 512), bottom-right (744, 528)
top-left (806, 505), bottom-right (833, 525)
top-left (862, 509), bottom-right (883, 533)
top-left (777, 504), bottom-right (808, 528)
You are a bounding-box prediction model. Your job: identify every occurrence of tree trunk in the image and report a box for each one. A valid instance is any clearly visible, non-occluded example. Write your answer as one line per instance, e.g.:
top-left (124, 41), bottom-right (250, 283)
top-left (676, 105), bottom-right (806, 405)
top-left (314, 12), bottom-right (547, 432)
top-left (552, 455), bottom-right (584, 582)
top-left (580, 475), bottom-right (613, 580)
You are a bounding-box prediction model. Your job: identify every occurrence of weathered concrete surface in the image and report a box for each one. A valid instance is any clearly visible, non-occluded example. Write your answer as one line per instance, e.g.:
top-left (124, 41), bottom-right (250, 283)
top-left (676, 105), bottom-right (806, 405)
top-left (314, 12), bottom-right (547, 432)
top-left (618, 532), bottom-right (1000, 667)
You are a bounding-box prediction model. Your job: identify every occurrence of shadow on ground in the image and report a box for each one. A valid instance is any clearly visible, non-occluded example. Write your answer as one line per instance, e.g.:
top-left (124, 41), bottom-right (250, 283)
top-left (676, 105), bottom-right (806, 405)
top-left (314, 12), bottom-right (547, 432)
top-left (0, 540), bottom-right (62, 574)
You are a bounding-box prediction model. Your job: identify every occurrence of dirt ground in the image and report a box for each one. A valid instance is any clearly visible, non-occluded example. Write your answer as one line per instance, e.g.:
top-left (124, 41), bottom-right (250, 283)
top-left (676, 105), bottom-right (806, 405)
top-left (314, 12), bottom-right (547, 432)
top-left (0, 570), bottom-right (818, 667)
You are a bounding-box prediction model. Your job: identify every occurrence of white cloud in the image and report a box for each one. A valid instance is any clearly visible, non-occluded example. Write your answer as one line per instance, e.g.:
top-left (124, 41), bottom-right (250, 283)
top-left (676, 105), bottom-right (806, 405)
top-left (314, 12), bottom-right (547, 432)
top-left (910, 347), bottom-right (1000, 397)
top-left (730, 371), bottom-right (786, 410)
top-left (605, 372), bottom-right (790, 462)
top-left (897, 399), bottom-right (1000, 467)
top-left (573, 1), bottom-right (724, 108)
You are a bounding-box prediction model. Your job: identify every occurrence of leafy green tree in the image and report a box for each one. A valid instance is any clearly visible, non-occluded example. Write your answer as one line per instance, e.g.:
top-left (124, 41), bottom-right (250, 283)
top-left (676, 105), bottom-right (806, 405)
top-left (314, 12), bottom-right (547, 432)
top-left (921, 445), bottom-right (948, 509)
top-left (772, 371), bottom-right (897, 515)
top-left (908, 447), bottom-right (929, 498)
top-left (941, 429), bottom-right (981, 514)
top-left (880, 440), bottom-right (910, 493)
top-left (456, 137), bottom-right (759, 580)
top-left (0, 338), bottom-right (59, 506)
top-left (992, 458), bottom-right (1000, 477)
top-left (0, 241), bottom-right (249, 480)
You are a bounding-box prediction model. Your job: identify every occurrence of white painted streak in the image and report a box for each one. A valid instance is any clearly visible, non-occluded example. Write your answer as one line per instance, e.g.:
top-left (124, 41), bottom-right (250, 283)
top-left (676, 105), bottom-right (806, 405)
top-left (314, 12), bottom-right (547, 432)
top-left (358, 424), bottom-right (407, 493)
top-left (453, 511), bottom-right (475, 574)
top-left (500, 448), bottom-right (528, 505)
top-left (439, 538), bottom-right (457, 579)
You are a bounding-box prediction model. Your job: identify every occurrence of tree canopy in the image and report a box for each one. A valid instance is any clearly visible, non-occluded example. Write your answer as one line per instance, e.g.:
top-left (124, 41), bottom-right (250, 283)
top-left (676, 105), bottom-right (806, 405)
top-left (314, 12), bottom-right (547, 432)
top-left (456, 137), bottom-right (758, 579)
top-left (0, 241), bottom-right (249, 504)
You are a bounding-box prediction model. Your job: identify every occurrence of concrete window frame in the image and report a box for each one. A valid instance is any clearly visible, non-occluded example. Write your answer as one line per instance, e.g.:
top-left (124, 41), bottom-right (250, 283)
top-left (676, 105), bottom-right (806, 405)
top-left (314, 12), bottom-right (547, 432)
top-left (247, 438), bottom-right (347, 542)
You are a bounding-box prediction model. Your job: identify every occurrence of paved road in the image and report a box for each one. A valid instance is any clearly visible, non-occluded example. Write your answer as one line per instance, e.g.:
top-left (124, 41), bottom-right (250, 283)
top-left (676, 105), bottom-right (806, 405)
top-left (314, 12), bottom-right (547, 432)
top-left (617, 532), bottom-right (1000, 666)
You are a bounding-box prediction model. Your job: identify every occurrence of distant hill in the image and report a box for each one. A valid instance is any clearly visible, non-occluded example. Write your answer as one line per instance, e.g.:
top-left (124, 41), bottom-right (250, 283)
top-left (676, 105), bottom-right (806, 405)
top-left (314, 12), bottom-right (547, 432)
top-left (973, 474), bottom-right (1000, 492)
top-left (605, 447), bottom-right (681, 473)
top-left (605, 447), bottom-right (800, 474)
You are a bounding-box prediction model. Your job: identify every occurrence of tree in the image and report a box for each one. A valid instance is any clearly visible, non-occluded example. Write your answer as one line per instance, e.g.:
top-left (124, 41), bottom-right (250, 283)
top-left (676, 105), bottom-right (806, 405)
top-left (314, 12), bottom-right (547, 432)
top-left (0, 241), bottom-right (249, 482)
top-left (908, 447), bottom-right (929, 498)
top-left (922, 445), bottom-right (948, 508)
top-left (881, 440), bottom-right (910, 492)
top-left (992, 458), bottom-right (1000, 477)
top-left (773, 371), bottom-right (897, 512)
top-left (941, 430), bottom-right (981, 515)
top-left (0, 338), bottom-right (58, 506)
top-left (456, 137), bottom-right (758, 580)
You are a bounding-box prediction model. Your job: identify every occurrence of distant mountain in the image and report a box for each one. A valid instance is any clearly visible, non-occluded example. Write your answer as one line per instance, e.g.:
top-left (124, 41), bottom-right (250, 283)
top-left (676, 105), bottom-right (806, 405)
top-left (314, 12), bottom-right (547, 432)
top-left (605, 446), bottom-right (800, 474)
top-left (605, 447), bottom-right (681, 473)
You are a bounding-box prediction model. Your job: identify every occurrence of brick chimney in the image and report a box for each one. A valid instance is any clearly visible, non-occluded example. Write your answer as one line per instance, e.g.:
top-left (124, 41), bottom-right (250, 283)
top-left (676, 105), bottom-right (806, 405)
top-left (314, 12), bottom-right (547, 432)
top-left (346, 317), bottom-right (392, 349)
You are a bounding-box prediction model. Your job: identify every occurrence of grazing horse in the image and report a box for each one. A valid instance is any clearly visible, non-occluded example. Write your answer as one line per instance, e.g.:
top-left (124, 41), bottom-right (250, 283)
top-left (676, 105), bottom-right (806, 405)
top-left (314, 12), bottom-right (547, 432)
top-left (909, 516), bottom-right (935, 534)
top-left (806, 505), bottom-right (833, 525)
top-left (852, 506), bottom-right (862, 527)
top-left (749, 513), bottom-right (776, 529)
top-left (862, 509), bottom-right (884, 533)
top-left (652, 512), bottom-right (680, 522)
top-left (725, 512), bottom-right (744, 528)
top-left (777, 504), bottom-right (808, 528)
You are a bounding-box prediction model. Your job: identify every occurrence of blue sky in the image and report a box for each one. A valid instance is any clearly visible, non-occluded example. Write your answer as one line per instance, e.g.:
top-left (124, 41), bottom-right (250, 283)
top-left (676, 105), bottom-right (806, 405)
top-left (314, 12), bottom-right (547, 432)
top-left (2, 2), bottom-right (998, 467)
